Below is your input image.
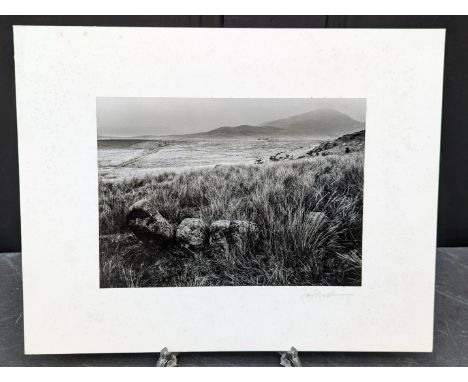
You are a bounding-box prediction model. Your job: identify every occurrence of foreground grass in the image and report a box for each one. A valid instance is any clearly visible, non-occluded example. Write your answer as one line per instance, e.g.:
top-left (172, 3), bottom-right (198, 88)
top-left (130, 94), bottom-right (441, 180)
top-left (99, 153), bottom-right (363, 287)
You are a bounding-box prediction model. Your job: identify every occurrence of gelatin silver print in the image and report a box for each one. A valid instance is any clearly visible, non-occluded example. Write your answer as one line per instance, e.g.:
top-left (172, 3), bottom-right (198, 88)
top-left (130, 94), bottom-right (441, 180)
top-left (98, 97), bottom-right (366, 288)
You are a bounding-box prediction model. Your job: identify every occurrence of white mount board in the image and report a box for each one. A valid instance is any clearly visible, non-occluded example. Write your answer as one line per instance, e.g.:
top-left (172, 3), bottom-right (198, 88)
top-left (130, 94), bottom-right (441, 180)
top-left (14, 27), bottom-right (445, 354)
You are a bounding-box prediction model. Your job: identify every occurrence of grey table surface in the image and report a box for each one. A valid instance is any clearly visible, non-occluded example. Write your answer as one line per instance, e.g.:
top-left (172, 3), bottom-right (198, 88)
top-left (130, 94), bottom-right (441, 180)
top-left (1, 248), bottom-right (467, 367)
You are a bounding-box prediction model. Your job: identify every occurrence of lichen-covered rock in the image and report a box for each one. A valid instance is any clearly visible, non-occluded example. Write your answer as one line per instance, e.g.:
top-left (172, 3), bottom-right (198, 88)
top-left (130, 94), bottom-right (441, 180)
top-left (176, 218), bottom-right (209, 249)
top-left (269, 151), bottom-right (290, 162)
top-left (126, 199), bottom-right (175, 246)
top-left (209, 220), bottom-right (231, 255)
top-left (228, 220), bottom-right (259, 250)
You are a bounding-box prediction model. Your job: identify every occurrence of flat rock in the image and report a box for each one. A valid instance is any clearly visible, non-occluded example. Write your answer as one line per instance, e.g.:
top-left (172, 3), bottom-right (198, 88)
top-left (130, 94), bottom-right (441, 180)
top-left (176, 218), bottom-right (209, 249)
top-left (126, 199), bottom-right (175, 246)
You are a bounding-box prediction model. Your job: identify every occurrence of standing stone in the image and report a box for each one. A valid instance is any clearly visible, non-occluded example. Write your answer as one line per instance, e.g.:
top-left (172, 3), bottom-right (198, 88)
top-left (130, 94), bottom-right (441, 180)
top-left (209, 220), bottom-right (231, 255)
top-left (126, 199), bottom-right (175, 246)
top-left (176, 218), bottom-right (209, 250)
top-left (228, 220), bottom-right (259, 251)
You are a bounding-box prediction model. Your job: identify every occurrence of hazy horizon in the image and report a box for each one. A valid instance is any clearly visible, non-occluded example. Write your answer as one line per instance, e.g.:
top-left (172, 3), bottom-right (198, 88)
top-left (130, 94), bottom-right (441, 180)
top-left (97, 97), bottom-right (366, 137)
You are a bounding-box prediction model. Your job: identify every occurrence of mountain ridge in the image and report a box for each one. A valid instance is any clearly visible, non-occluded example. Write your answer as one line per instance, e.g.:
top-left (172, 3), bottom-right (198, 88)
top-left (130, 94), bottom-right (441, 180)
top-left (261, 108), bottom-right (364, 137)
top-left (98, 108), bottom-right (365, 140)
top-left (180, 124), bottom-right (286, 138)
top-left (179, 108), bottom-right (364, 139)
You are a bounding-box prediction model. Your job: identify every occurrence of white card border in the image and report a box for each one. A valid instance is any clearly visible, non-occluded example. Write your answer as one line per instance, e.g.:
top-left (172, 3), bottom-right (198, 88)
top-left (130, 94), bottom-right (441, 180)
top-left (14, 27), bottom-right (445, 354)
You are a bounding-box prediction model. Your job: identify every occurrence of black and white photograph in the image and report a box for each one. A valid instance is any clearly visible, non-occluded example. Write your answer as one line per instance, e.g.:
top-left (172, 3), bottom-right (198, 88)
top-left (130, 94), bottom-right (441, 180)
top-left (98, 97), bottom-right (366, 288)
top-left (11, 23), bottom-right (448, 356)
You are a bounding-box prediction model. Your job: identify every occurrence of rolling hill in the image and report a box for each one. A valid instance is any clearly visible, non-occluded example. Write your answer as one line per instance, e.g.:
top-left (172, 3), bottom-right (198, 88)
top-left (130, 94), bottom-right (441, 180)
top-left (262, 108), bottom-right (364, 138)
top-left (181, 124), bottom-right (286, 138)
top-left (181, 108), bottom-right (364, 138)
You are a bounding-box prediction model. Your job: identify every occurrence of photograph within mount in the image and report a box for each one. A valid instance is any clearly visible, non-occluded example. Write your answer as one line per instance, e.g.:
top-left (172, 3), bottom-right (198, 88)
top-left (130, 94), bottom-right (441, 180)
top-left (97, 97), bottom-right (366, 288)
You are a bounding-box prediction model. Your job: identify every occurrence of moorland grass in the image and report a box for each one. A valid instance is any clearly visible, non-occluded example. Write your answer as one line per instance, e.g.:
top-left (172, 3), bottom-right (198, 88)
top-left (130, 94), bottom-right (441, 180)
top-left (99, 153), bottom-right (363, 287)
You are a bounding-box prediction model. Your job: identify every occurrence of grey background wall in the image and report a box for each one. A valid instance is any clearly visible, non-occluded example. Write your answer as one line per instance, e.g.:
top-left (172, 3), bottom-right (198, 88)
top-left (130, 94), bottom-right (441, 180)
top-left (1, 16), bottom-right (467, 251)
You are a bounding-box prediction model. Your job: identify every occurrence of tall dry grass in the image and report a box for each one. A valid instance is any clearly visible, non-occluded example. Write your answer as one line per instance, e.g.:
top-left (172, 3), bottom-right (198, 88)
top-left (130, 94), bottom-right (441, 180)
top-left (99, 153), bottom-right (364, 287)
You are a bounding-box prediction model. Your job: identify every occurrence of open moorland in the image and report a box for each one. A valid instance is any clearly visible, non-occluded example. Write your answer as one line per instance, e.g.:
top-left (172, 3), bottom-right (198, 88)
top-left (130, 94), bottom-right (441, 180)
top-left (99, 130), bottom-right (364, 287)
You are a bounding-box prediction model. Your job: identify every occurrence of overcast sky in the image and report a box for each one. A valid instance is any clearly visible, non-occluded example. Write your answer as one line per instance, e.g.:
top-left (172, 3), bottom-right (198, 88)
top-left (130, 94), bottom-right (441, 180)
top-left (97, 98), bottom-right (366, 137)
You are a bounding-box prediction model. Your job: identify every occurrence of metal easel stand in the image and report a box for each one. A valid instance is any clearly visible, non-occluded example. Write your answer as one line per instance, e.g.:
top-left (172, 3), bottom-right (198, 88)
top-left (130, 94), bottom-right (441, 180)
top-left (156, 347), bottom-right (179, 367)
top-left (156, 346), bottom-right (301, 367)
top-left (279, 346), bottom-right (302, 367)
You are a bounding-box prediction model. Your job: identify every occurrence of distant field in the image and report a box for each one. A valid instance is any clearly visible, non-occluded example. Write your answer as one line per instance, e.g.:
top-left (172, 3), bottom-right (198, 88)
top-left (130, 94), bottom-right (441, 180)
top-left (97, 137), bottom-right (321, 182)
top-left (99, 152), bottom-right (364, 287)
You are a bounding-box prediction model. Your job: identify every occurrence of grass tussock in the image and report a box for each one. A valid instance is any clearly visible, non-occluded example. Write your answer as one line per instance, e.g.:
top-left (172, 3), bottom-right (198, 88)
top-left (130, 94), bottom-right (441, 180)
top-left (99, 153), bottom-right (364, 287)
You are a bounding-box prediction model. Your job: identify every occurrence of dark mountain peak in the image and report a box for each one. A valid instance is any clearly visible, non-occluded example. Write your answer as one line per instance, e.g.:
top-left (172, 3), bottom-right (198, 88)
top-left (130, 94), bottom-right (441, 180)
top-left (263, 108), bottom-right (360, 126)
top-left (179, 108), bottom-right (365, 139)
top-left (262, 108), bottom-right (364, 138)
